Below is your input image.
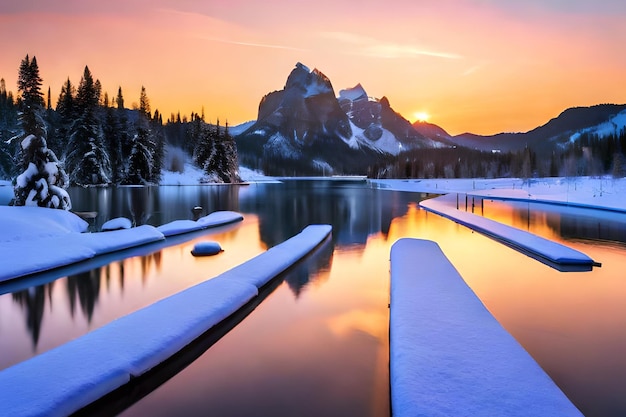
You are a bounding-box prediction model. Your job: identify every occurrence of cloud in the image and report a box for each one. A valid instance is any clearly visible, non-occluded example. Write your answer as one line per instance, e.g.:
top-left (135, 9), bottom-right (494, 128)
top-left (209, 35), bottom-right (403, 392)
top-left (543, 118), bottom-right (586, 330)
top-left (154, 8), bottom-right (306, 52)
top-left (198, 36), bottom-right (306, 51)
top-left (319, 31), bottom-right (462, 60)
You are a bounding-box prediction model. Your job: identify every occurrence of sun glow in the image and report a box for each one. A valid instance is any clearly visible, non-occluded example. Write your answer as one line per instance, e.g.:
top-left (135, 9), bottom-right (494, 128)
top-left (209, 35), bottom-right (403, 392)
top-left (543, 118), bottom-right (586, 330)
top-left (413, 111), bottom-right (430, 123)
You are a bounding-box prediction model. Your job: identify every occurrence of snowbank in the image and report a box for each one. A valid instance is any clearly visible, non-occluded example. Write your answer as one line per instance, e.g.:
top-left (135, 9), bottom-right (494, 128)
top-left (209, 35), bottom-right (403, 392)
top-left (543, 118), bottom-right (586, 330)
top-left (156, 211), bottom-right (243, 237)
top-left (0, 207), bottom-right (244, 282)
top-left (160, 164), bottom-right (272, 185)
top-left (419, 194), bottom-right (596, 268)
top-left (101, 217), bottom-right (132, 231)
top-left (390, 238), bottom-right (583, 417)
top-left (0, 224), bottom-right (332, 417)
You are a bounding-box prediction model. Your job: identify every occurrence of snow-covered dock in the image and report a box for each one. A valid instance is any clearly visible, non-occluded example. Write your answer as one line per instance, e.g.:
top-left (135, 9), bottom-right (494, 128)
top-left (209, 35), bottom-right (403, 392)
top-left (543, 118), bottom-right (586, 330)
top-left (389, 238), bottom-right (583, 417)
top-left (419, 194), bottom-right (597, 269)
top-left (0, 224), bottom-right (332, 417)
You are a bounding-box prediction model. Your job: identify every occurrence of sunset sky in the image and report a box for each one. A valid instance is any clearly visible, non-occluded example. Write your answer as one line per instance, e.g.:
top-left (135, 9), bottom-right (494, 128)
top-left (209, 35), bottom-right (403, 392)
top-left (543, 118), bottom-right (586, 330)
top-left (1, 0), bottom-right (625, 135)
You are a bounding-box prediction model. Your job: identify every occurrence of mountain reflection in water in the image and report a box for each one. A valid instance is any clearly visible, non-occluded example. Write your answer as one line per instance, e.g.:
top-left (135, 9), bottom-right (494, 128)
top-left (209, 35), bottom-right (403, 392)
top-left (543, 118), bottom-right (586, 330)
top-left (0, 181), bottom-right (625, 417)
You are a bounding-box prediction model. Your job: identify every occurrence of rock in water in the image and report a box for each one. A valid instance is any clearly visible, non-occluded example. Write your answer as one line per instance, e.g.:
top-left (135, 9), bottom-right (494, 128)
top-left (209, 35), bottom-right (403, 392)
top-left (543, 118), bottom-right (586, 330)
top-left (191, 241), bottom-right (223, 256)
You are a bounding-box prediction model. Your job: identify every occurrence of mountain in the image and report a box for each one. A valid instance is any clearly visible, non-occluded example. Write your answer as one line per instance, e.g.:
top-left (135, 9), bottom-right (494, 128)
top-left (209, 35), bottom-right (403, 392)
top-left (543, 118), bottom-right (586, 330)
top-left (412, 120), bottom-right (455, 146)
top-left (450, 104), bottom-right (626, 153)
top-left (235, 63), bottom-right (450, 175)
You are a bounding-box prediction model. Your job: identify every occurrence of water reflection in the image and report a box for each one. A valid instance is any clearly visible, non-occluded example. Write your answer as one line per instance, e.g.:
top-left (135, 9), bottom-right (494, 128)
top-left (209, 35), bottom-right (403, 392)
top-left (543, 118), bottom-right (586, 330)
top-left (5, 250), bottom-right (165, 351)
top-left (68, 185), bottom-right (243, 230)
top-left (78, 232), bottom-right (335, 417)
top-left (2, 183), bottom-right (626, 417)
top-left (479, 199), bottom-right (626, 246)
top-left (12, 286), bottom-right (48, 348)
top-left (284, 237), bottom-right (333, 298)
top-left (238, 182), bottom-right (420, 250)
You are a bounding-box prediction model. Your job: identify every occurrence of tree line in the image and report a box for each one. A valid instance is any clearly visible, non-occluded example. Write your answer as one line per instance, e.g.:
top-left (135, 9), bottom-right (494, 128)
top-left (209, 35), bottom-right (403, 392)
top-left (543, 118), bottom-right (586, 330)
top-left (0, 55), bottom-right (240, 209)
top-left (375, 129), bottom-right (626, 180)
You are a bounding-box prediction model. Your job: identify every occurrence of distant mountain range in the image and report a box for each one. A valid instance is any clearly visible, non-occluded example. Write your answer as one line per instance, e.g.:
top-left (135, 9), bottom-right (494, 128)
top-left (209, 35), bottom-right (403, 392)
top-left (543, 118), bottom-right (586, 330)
top-left (234, 62), bottom-right (626, 175)
top-left (448, 104), bottom-right (626, 153)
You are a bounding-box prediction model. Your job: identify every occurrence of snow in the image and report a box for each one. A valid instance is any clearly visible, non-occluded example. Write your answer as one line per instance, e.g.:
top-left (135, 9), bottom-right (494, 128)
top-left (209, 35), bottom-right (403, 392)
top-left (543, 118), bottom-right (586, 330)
top-left (191, 241), bottom-right (223, 256)
top-left (229, 120), bottom-right (256, 136)
top-left (419, 194), bottom-right (596, 267)
top-left (156, 219), bottom-right (204, 236)
top-left (16, 162), bottom-right (38, 188)
top-left (101, 217), bottom-right (132, 231)
top-left (159, 162), bottom-right (205, 185)
top-left (371, 177), bottom-right (626, 213)
top-left (219, 224), bottom-right (332, 288)
top-left (20, 134), bottom-right (35, 150)
top-left (0, 206), bottom-right (243, 282)
top-left (0, 224), bottom-right (332, 417)
top-left (568, 109), bottom-right (626, 142)
top-left (343, 120), bottom-right (401, 155)
top-left (196, 211), bottom-right (244, 228)
top-left (338, 84), bottom-right (368, 102)
top-left (75, 225), bottom-right (165, 254)
top-left (390, 238), bottom-right (583, 417)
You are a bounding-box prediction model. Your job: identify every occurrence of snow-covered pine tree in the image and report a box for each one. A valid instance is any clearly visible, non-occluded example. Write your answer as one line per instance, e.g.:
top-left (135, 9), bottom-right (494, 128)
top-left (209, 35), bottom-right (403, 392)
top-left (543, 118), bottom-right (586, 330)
top-left (150, 109), bottom-right (165, 184)
top-left (66, 66), bottom-right (111, 186)
top-left (103, 100), bottom-right (123, 184)
top-left (126, 86), bottom-right (154, 184)
top-left (55, 77), bottom-right (76, 155)
top-left (13, 134), bottom-right (71, 209)
top-left (219, 122), bottom-right (241, 183)
top-left (192, 119), bottom-right (240, 183)
top-left (0, 78), bottom-right (18, 179)
top-left (12, 55), bottom-right (71, 210)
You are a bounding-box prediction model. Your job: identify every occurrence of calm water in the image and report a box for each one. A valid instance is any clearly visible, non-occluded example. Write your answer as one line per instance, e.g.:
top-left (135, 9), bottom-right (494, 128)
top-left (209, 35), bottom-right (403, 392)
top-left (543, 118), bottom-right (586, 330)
top-left (1, 181), bottom-right (626, 416)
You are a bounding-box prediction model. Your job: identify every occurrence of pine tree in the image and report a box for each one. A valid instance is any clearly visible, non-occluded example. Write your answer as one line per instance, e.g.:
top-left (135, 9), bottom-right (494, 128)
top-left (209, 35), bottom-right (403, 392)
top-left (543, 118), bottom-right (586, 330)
top-left (12, 55), bottom-right (71, 209)
top-left (16, 55), bottom-right (46, 141)
top-left (126, 86), bottom-right (153, 184)
top-left (0, 78), bottom-right (18, 178)
top-left (66, 66), bottom-right (110, 185)
top-left (150, 108), bottom-right (164, 183)
top-left (55, 77), bottom-right (75, 156)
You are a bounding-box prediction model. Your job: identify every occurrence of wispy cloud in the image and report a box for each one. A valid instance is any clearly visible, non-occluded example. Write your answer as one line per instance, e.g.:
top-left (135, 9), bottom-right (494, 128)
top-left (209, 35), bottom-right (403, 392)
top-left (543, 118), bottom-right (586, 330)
top-left (200, 36), bottom-right (306, 51)
top-left (319, 31), bottom-right (462, 60)
top-left (462, 64), bottom-right (483, 76)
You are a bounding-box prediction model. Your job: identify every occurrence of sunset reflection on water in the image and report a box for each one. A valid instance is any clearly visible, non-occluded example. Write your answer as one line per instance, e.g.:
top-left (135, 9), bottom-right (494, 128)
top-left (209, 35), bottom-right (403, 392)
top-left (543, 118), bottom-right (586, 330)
top-left (2, 183), bottom-right (626, 416)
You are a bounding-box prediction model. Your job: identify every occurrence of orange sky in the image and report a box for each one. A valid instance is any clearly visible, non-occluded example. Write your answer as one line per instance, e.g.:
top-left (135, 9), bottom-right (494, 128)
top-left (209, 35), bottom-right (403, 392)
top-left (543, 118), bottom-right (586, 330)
top-left (0, 0), bottom-right (625, 135)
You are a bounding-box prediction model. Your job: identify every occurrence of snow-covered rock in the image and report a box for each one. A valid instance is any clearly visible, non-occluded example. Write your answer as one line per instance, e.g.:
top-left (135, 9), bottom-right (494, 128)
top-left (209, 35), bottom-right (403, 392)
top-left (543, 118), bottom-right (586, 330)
top-left (101, 217), bottom-right (132, 231)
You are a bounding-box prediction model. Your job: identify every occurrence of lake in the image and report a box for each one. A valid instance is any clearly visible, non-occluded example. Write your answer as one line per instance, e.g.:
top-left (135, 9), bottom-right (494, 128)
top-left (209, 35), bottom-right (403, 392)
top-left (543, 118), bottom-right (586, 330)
top-left (1, 180), bottom-right (626, 416)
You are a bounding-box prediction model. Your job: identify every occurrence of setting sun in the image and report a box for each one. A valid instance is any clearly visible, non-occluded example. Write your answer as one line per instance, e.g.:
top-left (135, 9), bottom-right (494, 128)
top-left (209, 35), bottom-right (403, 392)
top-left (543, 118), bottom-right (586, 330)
top-left (413, 112), bottom-right (430, 123)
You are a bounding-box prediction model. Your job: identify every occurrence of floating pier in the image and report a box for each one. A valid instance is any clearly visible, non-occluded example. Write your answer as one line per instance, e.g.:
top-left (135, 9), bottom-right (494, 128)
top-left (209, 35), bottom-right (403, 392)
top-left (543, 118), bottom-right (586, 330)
top-left (419, 194), bottom-right (598, 270)
top-left (389, 238), bottom-right (583, 417)
top-left (0, 225), bottom-right (332, 417)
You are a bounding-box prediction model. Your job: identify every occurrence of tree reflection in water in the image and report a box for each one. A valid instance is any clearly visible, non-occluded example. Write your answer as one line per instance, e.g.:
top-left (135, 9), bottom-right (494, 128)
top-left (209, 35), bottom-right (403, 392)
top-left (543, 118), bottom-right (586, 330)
top-left (12, 286), bottom-right (48, 349)
top-left (8, 250), bottom-right (163, 350)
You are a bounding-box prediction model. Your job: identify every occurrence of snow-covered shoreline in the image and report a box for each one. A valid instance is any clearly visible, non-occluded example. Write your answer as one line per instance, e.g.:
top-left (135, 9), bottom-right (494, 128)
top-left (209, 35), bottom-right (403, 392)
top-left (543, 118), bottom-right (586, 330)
top-left (0, 207), bottom-right (243, 283)
top-left (0, 225), bottom-right (332, 417)
top-left (370, 176), bottom-right (626, 212)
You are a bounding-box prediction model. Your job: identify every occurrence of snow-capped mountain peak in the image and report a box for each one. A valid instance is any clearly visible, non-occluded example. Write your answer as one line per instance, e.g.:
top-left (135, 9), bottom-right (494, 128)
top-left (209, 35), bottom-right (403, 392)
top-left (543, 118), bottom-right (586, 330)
top-left (285, 62), bottom-right (333, 98)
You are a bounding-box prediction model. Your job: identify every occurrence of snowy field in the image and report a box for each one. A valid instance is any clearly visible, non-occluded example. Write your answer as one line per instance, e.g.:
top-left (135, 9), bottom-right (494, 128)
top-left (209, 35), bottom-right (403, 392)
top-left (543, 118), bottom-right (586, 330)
top-left (371, 176), bottom-right (626, 212)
